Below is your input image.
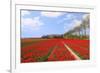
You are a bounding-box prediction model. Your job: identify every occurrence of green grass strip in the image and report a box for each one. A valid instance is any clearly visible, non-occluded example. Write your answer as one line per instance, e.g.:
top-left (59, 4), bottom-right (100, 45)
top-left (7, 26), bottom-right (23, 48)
top-left (36, 46), bottom-right (57, 62)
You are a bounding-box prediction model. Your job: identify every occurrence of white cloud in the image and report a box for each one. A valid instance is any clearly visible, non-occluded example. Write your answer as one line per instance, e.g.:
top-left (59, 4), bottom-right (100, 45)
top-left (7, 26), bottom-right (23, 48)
top-left (57, 14), bottom-right (76, 25)
top-left (61, 14), bottom-right (76, 22)
top-left (22, 17), bottom-right (44, 30)
top-left (21, 11), bottom-right (31, 16)
top-left (64, 19), bottom-right (82, 32)
top-left (73, 19), bottom-right (82, 27)
top-left (41, 11), bottom-right (64, 17)
top-left (65, 14), bottom-right (76, 20)
top-left (83, 14), bottom-right (89, 20)
top-left (64, 23), bottom-right (73, 32)
top-left (82, 14), bottom-right (90, 23)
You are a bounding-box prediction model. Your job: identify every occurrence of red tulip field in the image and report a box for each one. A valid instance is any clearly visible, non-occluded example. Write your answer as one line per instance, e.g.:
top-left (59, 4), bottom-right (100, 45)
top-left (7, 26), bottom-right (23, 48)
top-left (21, 38), bottom-right (89, 63)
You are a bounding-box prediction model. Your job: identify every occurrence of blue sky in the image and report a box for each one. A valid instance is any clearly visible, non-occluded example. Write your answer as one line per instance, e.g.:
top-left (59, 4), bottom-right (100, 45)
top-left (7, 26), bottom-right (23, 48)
top-left (21, 10), bottom-right (88, 38)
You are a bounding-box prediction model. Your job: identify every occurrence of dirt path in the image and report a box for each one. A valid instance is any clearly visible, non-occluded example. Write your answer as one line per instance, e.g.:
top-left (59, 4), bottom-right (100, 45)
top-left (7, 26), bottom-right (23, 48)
top-left (62, 42), bottom-right (81, 60)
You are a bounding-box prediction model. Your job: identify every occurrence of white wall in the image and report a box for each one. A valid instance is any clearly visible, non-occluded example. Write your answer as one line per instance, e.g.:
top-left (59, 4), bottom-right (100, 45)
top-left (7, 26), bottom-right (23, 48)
top-left (15, 0), bottom-right (96, 5)
top-left (0, 0), bottom-right (99, 73)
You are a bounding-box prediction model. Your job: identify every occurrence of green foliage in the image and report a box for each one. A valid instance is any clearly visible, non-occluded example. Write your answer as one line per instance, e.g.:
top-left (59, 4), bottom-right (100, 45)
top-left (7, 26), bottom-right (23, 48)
top-left (36, 46), bottom-right (57, 62)
top-left (63, 33), bottom-right (89, 40)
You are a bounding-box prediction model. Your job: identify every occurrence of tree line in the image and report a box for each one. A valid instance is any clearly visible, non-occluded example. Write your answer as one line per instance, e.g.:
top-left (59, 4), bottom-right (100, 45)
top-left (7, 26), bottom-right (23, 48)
top-left (64, 14), bottom-right (89, 39)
